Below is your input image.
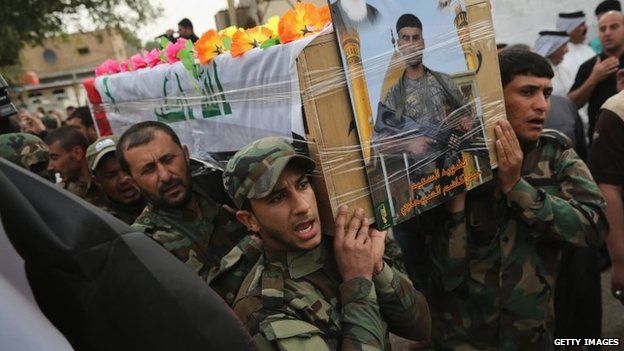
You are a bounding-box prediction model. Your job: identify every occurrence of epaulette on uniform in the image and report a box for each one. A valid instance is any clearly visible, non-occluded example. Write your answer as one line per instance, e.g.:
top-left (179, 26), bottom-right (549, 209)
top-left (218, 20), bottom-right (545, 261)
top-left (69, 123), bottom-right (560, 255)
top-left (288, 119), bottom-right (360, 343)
top-left (539, 129), bottom-right (573, 150)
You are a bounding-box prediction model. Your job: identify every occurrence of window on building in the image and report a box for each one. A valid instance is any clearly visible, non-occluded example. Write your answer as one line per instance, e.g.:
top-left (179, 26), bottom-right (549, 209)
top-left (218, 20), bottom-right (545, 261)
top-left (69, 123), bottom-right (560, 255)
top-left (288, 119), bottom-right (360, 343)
top-left (43, 49), bottom-right (57, 64)
top-left (77, 47), bottom-right (91, 55)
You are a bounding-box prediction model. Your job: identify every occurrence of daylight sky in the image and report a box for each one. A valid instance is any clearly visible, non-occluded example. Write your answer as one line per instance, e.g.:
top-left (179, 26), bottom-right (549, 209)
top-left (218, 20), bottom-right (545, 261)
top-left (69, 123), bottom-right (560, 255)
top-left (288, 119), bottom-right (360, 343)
top-left (137, 0), bottom-right (229, 42)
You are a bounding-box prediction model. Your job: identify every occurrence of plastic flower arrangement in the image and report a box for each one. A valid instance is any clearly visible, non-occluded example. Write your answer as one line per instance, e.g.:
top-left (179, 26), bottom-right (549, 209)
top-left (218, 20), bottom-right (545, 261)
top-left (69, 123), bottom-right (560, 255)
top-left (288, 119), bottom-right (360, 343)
top-left (94, 2), bottom-right (331, 76)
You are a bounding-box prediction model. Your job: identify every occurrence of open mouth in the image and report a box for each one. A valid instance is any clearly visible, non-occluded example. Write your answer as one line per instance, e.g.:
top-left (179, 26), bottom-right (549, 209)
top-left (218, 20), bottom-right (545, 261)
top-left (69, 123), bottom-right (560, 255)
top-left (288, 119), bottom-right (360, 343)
top-left (527, 118), bottom-right (544, 129)
top-left (293, 219), bottom-right (317, 240)
top-left (120, 186), bottom-right (138, 198)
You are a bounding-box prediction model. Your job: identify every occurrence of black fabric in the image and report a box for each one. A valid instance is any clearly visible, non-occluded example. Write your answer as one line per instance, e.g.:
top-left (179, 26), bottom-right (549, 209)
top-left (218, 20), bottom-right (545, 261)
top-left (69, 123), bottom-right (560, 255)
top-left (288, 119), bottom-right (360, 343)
top-left (0, 158), bottom-right (256, 351)
top-left (588, 110), bottom-right (624, 185)
top-left (554, 245), bottom-right (602, 348)
top-left (569, 53), bottom-right (624, 142)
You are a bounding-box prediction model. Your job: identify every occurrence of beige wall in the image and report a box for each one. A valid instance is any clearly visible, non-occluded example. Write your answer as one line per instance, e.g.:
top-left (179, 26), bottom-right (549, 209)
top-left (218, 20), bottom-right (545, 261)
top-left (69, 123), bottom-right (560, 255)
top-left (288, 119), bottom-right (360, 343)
top-left (20, 29), bottom-right (127, 76)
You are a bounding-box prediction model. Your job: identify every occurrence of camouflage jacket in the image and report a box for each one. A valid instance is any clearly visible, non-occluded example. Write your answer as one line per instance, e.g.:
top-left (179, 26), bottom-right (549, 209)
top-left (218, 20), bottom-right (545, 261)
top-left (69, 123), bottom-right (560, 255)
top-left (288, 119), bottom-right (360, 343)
top-left (420, 130), bottom-right (607, 350)
top-left (132, 176), bottom-right (261, 305)
top-left (233, 240), bottom-right (431, 351)
top-left (61, 177), bottom-right (108, 209)
top-left (102, 198), bottom-right (145, 225)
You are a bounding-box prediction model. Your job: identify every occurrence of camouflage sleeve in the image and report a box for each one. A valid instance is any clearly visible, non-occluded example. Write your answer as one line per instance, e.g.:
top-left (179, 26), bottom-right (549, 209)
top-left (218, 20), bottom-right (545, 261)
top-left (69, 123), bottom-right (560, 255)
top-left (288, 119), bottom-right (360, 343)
top-left (372, 262), bottom-right (431, 341)
top-left (339, 277), bottom-right (385, 350)
top-left (505, 147), bottom-right (607, 248)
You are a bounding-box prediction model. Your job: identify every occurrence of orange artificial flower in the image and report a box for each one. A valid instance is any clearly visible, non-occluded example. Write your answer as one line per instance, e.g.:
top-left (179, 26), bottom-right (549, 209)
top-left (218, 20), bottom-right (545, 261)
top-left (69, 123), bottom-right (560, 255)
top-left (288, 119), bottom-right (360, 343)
top-left (316, 5), bottom-right (331, 29)
top-left (195, 29), bottom-right (224, 65)
top-left (278, 2), bottom-right (322, 44)
top-left (230, 26), bottom-right (272, 57)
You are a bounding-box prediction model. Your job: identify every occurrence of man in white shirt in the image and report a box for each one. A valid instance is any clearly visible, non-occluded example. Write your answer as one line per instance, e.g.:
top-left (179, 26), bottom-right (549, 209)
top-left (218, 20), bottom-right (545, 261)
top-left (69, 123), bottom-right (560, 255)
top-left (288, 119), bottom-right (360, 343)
top-left (558, 11), bottom-right (597, 130)
top-left (559, 11), bottom-right (597, 88)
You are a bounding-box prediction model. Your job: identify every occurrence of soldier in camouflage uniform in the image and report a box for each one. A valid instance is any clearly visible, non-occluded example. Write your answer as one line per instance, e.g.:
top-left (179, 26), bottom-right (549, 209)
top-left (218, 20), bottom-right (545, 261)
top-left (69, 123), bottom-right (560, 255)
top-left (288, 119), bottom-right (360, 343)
top-left (117, 121), bottom-right (260, 305)
top-left (45, 126), bottom-right (107, 207)
top-left (223, 137), bottom-right (431, 350)
top-left (419, 50), bottom-right (607, 350)
top-left (0, 132), bottom-right (51, 179)
top-left (86, 135), bottom-right (146, 224)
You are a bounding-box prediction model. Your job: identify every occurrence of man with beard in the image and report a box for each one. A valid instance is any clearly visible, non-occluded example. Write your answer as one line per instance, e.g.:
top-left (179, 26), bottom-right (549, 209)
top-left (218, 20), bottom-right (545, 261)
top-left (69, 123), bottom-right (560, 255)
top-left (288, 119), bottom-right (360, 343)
top-left (117, 121), bottom-right (260, 305)
top-left (87, 135), bottom-right (146, 224)
top-left (224, 137), bottom-right (431, 350)
top-left (569, 10), bottom-right (624, 142)
top-left (46, 126), bottom-right (106, 207)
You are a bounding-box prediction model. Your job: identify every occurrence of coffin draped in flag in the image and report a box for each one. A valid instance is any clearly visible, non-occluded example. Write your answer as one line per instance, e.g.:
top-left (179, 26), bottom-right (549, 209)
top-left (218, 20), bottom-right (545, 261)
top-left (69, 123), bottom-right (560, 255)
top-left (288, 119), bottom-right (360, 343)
top-left (83, 32), bottom-right (328, 159)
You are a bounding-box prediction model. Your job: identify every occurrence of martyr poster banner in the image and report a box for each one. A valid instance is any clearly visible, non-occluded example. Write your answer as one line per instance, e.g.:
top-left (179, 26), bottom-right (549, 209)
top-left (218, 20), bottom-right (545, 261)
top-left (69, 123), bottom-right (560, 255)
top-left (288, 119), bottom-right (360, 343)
top-left (330, 0), bottom-right (502, 228)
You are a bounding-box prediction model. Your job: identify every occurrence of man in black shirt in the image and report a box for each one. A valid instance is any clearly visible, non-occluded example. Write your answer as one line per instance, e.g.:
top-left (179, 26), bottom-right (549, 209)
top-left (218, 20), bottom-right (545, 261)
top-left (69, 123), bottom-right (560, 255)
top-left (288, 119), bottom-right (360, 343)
top-left (569, 11), bottom-right (624, 142)
top-left (588, 90), bottom-right (624, 306)
top-left (178, 18), bottom-right (199, 43)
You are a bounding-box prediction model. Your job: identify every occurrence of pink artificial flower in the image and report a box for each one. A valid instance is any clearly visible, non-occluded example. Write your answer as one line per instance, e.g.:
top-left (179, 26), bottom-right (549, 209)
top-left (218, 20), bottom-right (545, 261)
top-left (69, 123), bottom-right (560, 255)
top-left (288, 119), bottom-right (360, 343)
top-left (145, 48), bottom-right (162, 67)
top-left (119, 60), bottom-right (132, 72)
top-left (94, 65), bottom-right (107, 77)
top-left (94, 59), bottom-right (121, 76)
top-left (165, 38), bottom-right (187, 63)
top-left (130, 53), bottom-right (147, 70)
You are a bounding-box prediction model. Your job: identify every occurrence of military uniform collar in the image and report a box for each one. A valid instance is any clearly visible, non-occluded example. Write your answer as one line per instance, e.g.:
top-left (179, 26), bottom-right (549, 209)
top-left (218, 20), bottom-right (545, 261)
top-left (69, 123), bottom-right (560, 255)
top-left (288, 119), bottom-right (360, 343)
top-left (265, 243), bottom-right (326, 280)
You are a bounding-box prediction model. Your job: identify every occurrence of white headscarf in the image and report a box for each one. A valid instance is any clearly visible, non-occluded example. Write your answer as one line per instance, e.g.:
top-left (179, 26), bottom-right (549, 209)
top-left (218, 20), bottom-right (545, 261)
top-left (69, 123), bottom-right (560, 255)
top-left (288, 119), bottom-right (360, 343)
top-left (534, 31), bottom-right (569, 58)
top-left (556, 11), bottom-right (586, 34)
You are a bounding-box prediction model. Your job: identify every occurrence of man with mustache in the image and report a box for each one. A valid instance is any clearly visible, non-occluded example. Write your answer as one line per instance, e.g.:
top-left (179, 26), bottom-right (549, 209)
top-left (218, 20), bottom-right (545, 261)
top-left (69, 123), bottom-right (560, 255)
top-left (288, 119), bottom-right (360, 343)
top-left (117, 121), bottom-right (260, 305)
top-left (557, 11), bottom-right (596, 95)
top-left (87, 135), bottom-right (146, 225)
top-left (419, 50), bottom-right (607, 350)
top-left (223, 137), bottom-right (431, 350)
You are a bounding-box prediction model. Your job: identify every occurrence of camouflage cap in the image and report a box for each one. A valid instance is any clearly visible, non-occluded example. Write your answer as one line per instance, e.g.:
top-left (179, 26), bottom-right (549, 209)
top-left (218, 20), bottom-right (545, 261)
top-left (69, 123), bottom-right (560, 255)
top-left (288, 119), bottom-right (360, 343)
top-left (223, 137), bottom-right (316, 208)
top-left (0, 133), bottom-right (49, 170)
top-left (87, 135), bottom-right (119, 171)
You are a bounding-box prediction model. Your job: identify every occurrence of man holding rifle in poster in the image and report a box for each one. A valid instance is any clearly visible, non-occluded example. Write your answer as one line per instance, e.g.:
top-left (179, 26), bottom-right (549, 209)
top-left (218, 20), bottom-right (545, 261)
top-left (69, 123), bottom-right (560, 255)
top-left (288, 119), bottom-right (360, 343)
top-left (373, 14), bottom-right (476, 208)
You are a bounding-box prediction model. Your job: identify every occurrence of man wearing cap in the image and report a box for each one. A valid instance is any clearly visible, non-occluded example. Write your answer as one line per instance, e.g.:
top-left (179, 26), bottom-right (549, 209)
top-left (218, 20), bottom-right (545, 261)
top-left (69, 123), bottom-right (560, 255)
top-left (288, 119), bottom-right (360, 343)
top-left (0, 132), bottom-right (51, 180)
top-left (223, 136), bottom-right (431, 350)
top-left (557, 12), bottom-right (596, 94)
top-left (117, 121), bottom-right (260, 305)
top-left (46, 126), bottom-right (107, 207)
top-left (569, 10), bottom-right (624, 142)
top-left (534, 30), bottom-right (570, 96)
top-left (87, 135), bottom-right (146, 225)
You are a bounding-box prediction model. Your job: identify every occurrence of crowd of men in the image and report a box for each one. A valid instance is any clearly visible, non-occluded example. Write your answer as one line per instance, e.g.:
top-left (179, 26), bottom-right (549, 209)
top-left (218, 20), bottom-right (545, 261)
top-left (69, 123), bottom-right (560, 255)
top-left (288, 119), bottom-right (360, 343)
top-left (1, 1), bottom-right (624, 350)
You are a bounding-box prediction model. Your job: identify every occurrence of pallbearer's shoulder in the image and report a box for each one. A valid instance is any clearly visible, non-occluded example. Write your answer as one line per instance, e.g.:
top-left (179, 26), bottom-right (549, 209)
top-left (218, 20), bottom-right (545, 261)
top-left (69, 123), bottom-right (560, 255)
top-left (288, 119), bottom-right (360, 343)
top-left (539, 129), bottom-right (573, 151)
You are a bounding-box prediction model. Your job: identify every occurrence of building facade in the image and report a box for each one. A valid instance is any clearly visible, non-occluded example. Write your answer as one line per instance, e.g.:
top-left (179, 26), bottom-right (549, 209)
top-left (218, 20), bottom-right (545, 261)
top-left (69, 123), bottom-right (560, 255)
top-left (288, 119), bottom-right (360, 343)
top-left (12, 29), bottom-right (133, 116)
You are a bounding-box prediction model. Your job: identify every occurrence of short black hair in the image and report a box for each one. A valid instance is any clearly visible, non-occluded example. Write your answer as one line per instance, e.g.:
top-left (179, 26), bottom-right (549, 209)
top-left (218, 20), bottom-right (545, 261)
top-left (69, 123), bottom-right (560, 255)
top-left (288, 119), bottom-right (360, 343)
top-left (45, 126), bottom-right (89, 152)
top-left (596, 0), bottom-right (621, 17)
top-left (67, 106), bottom-right (94, 128)
top-left (396, 14), bottom-right (422, 34)
top-left (178, 18), bottom-right (193, 29)
top-left (498, 50), bottom-right (554, 87)
top-left (117, 121), bottom-right (182, 173)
